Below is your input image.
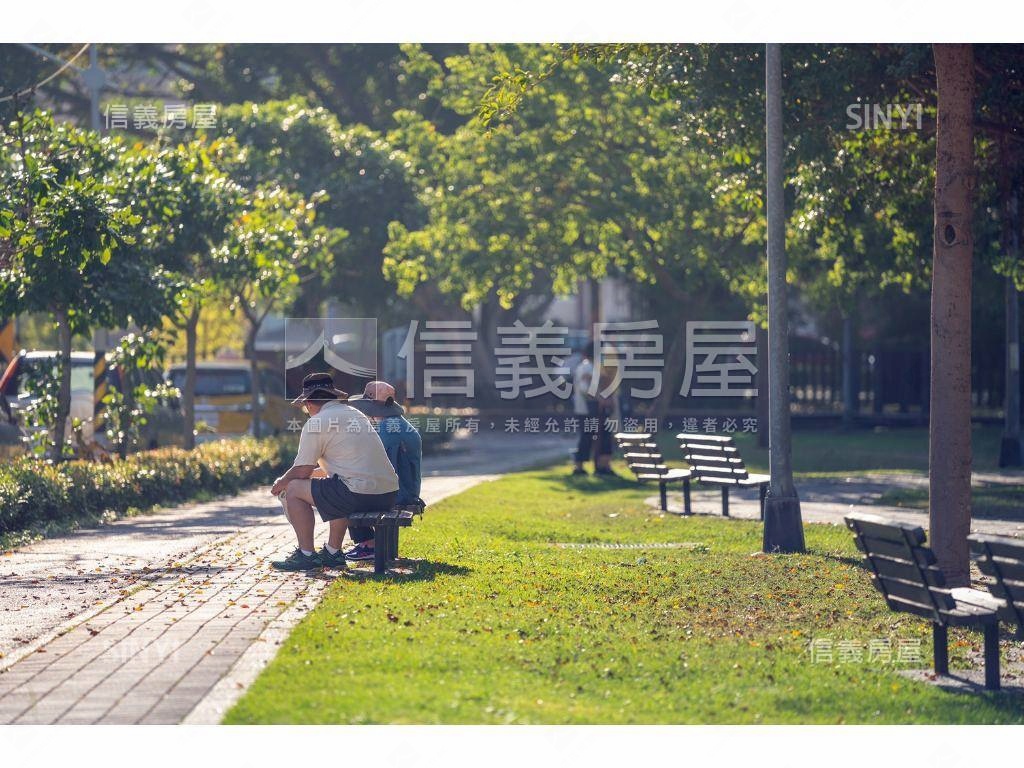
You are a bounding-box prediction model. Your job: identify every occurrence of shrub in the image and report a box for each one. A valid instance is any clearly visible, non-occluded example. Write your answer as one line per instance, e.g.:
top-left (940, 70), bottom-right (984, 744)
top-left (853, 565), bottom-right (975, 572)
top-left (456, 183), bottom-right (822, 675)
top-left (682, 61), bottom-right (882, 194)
top-left (0, 436), bottom-right (295, 536)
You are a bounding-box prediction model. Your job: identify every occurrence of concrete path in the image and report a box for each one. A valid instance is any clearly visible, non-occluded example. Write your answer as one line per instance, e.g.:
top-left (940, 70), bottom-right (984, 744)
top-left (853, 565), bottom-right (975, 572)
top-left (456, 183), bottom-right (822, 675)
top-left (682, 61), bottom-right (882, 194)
top-left (0, 431), bottom-right (574, 724)
top-left (642, 472), bottom-right (1024, 537)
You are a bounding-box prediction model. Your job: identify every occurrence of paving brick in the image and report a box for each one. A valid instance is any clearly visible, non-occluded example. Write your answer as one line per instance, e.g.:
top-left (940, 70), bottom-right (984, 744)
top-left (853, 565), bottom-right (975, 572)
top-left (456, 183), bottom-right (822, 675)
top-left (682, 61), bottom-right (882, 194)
top-left (0, 433), bottom-right (575, 723)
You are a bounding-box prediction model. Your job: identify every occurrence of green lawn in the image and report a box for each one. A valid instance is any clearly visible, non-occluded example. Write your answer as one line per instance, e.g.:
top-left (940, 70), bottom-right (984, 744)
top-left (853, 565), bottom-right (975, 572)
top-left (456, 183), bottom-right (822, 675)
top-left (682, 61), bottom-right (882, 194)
top-left (656, 424), bottom-right (1008, 477)
top-left (225, 466), bottom-right (1023, 724)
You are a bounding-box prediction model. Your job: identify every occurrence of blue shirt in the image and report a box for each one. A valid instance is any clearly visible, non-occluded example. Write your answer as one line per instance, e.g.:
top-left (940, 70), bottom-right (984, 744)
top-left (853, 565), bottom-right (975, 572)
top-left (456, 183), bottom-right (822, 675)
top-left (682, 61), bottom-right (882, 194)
top-left (347, 399), bottom-right (422, 504)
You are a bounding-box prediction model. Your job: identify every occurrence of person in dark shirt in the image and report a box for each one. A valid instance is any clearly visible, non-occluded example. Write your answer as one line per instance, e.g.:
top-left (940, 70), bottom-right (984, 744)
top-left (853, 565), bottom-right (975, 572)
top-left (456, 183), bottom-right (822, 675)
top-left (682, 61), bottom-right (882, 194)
top-left (344, 380), bottom-right (423, 561)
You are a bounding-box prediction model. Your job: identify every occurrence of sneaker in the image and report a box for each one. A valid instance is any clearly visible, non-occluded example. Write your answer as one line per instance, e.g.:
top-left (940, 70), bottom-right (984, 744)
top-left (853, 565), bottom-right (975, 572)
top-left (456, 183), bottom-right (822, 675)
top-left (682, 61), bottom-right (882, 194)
top-left (594, 467), bottom-right (622, 479)
top-left (344, 543), bottom-right (376, 562)
top-left (319, 546), bottom-right (348, 569)
top-left (271, 548), bottom-right (322, 571)
top-left (572, 467), bottom-right (588, 476)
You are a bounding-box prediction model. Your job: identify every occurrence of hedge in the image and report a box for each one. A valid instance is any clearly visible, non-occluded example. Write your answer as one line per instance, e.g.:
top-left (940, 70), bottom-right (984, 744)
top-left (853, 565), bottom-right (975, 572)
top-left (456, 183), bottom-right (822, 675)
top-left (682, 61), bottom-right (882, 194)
top-left (0, 436), bottom-right (294, 536)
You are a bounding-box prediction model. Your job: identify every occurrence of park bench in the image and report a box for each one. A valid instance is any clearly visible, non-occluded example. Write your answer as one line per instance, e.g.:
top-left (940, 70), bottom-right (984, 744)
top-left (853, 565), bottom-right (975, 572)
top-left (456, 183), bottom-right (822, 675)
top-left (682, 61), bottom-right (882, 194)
top-left (968, 532), bottom-right (1024, 640)
top-left (845, 512), bottom-right (1002, 690)
top-left (614, 432), bottom-right (693, 512)
top-left (676, 434), bottom-right (769, 519)
top-left (346, 499), bottom-right (426, 575)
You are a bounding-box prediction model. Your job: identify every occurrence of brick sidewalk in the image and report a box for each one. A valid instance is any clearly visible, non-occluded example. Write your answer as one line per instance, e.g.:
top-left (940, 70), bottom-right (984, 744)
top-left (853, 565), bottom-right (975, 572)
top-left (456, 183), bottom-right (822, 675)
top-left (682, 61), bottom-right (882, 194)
top-left (0, 432), bottom-right (575, 724)
top-left (0, 515), bottom-right (324, 723)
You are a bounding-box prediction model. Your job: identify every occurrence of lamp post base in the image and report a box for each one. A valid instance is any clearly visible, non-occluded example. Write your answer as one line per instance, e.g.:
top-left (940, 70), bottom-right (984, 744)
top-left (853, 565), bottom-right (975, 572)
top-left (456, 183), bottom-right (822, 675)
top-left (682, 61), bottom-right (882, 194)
top-left (762, 492), bottom-right (805, 553)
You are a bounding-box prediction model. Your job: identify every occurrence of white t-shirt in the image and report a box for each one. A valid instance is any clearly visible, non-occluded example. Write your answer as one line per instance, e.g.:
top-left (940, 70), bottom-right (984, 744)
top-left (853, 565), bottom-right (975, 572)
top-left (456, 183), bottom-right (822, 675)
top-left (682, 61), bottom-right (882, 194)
top-left (293, 401), bottom-right (400, 495)
top-left (572, 358), bottom-right (594, 414)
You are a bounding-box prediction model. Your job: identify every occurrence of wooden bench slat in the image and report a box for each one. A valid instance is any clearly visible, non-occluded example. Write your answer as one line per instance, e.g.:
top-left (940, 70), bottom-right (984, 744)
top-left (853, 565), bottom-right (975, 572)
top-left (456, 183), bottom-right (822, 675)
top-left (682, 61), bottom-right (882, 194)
top-left (944, 601), bottom-right (1002, 624)
top-left (635, 468), bottom-right (691, 481)
top-left (951, 587), bottom-right (1006, 613)
top-left (969, 534), bottom-right (1024, 561)
top-left (872, 574), bottom-right (954, 612)
top-left (739, 473), bottom-right (770, 485)
top-left (681, 453), bottom-right (742, 466)
top-left (846, 513), bottom-right (926, 547)
top-left (883, 594), bottom-right (944, 621)
top-left (975, 557), bottom-right (1024, 584)
top-left (662, 468), bottom-right (692, 480)
top-left (968, 533), bottom-right (1024, 634)
top-left (988, 578), bottom-right (1024, 605)
top-left (852, 533), bottom-right (934, 566)
top-left (688, 466), bottom-right (746, 479)
top-left (676, 434), bottom-right (734, 444)
top-left (869, 553), bottom-right (947, 588)
top-left (347, 510), bottom-right (415, 526)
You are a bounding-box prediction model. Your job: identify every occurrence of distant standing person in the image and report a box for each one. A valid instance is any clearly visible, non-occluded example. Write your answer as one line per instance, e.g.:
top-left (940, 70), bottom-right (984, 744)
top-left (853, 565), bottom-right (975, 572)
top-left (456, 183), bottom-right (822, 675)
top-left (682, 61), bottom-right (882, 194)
top-left (344, 380), bottom-right (423, 562)
top-left (572, 342), bottom-right (597, 475)
top-left (592, 355), bottom-right (620, 477)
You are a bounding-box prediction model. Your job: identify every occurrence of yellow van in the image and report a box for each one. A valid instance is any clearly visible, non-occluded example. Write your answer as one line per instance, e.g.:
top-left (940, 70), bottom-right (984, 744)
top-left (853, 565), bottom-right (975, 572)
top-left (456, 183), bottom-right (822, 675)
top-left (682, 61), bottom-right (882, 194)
top-left (166, 361), bottom-right (290, 439)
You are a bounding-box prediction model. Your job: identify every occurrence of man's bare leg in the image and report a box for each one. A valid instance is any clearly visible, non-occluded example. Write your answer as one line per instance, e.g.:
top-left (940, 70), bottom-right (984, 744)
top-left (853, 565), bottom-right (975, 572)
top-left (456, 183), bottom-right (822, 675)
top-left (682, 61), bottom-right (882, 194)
top-left (278, 492), bottom-right (292, 525)
top-left (328, 519), bottom-right (349, 551)
top-left (282, 479), bottom-right (316, 552)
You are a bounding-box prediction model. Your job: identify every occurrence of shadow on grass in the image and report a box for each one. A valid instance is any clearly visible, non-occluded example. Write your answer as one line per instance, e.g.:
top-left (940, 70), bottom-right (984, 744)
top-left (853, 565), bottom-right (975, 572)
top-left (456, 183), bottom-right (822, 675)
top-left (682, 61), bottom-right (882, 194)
top-left (555, 469), bottom-right (637, 490)
top-left (813, 549), bottom-right (869, 570)
top-left (326, 560), bottom-right (472, 584)
top-left (898, 668), bottom-right (1024, 702)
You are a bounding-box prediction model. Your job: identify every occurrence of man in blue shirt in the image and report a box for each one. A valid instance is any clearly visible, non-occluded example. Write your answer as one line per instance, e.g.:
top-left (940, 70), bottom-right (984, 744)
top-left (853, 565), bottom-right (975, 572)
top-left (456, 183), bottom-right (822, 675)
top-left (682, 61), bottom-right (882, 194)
top-left (344, 380), bottom-right (423, 561)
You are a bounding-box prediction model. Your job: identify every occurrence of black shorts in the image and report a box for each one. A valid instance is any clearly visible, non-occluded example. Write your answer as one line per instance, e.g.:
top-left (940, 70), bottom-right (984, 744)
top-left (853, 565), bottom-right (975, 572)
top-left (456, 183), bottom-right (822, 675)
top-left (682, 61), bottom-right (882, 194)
top-left (310, 474), bottom-right (398, 522)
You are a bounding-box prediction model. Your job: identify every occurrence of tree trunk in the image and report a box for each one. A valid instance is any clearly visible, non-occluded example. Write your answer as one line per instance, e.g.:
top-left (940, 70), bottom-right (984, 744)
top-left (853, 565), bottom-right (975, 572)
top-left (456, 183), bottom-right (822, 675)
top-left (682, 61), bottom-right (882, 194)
top-left (929, 44), bottom-right (975, 586)
top-left (588, 277), bottom-right (602, 329)
top-left (50, 307), bottom-right (73, 461)
top-left (471, 294), bottom-right (501, 408)
top-left (183, 307), bottom-right (200, 450)
top-left (247, 323), bottom-right (263, 439)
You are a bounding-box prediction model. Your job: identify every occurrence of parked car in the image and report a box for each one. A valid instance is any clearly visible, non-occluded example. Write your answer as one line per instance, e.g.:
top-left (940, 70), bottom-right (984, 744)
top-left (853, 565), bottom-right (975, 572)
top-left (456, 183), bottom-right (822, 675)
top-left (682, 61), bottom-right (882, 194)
top-left (0, 350), bottom-right (185, 454)
top-left (0, 393), bottom-right (23, 459)
top-left (166, 361), bottom-right (291, 441)
top-left (105, 361), bottom-right (186, 451)
top-left (0, 351), bottom-right (96, 446)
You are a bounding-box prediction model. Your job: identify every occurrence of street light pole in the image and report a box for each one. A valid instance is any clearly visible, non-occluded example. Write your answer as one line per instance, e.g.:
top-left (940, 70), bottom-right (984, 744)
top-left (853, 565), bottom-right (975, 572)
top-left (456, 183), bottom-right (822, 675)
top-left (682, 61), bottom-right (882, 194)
top-left (84, 46), bottom-right (104, 132)
top-left (762, 43), bottom-right (805, 553)
top-left (18, 43), bottom-right (104, 131)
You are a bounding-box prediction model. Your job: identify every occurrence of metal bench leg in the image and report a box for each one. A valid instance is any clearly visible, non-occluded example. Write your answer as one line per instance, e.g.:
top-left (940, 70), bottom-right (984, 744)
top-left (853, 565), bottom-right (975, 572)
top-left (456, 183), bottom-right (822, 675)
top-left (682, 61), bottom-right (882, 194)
top-left (721, 486), bottom-right (729, 517)
top-left (759, 484), bottom-right (766, 520)
top-left (658, 481), bottom-right (667, 512)
top-left (389, 525), bottom-right (400, 560)
top-left (984, 623), bottom-right (1001, 691)
top-left (373, 526), bottom-right (388, 575)
top-left (933, 624), bottom-right (949, 675)
top-left (683, 479), bottom-right (691, 515)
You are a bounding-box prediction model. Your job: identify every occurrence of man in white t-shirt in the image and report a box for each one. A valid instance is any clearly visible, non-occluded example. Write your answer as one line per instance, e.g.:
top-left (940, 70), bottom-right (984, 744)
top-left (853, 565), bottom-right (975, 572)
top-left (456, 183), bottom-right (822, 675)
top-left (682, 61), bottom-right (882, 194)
top-left (269, 372), bottom-right (399, 571)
